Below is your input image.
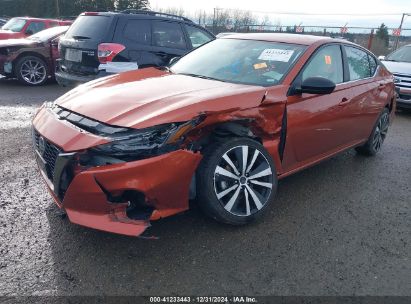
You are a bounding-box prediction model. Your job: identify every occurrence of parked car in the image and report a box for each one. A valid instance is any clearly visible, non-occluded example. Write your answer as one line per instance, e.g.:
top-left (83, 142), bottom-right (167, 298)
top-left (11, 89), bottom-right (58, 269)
top-left (0, 17), bottom-right (71, 40)
top-left (55, 10), bottom-right (215, 87)
top-left (379, 45), bottom-right (411, 110)
top-left (0, 26), bottom-right (69, 85)
top-left (0, 18), bottom-right (8, 27)
top-left (32, 33), bottom-right (395, 237)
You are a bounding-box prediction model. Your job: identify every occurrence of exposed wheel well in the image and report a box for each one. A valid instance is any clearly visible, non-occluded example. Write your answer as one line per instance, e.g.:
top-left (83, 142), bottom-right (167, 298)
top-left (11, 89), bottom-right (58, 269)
top-left (194, 121), bottom-right (261, 153)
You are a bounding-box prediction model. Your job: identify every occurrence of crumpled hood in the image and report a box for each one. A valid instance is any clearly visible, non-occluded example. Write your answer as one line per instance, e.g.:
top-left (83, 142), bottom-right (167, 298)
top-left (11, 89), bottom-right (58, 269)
top-left (56, 68), bottom-right (266, 129)
top-left (382, 60), bottom-right (411, 75)
top-left (0, 30), bottom-right (22, 40)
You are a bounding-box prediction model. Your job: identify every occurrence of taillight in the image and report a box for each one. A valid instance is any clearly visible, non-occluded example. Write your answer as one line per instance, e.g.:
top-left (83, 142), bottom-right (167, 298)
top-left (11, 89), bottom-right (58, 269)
top-left (98, 43), bottom-right (125, 64)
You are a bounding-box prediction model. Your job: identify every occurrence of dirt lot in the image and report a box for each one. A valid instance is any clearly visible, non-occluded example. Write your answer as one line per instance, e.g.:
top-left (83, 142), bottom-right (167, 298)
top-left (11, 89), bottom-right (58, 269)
top-left (0, 78), bottom-right (410, 296)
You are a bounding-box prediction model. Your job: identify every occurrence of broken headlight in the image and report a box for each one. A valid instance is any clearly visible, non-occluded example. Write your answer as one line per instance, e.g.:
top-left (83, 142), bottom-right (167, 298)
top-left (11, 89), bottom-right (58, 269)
top-left (91, 118), bottom-right (203, 160)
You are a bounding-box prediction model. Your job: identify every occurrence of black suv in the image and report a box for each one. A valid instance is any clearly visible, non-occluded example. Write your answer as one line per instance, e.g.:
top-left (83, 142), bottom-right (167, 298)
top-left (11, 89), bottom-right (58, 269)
top-left (56, 10), bottom-right (215, 86)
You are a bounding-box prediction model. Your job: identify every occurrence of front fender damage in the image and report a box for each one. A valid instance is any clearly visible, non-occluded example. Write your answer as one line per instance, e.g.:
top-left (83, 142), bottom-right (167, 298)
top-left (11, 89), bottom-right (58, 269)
top-left (62, 150), bottom-right (202, 237)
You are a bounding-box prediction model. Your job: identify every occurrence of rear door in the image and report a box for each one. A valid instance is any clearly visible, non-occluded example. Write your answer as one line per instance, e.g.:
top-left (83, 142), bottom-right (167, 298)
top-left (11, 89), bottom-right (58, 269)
top-left (112, 17), bottom-right (153, 68)
top-left (150, 20), bottom-right (189, 66)
top-left (59, 14), bottom-right (115, 76)
top-left (342, 45), bottom-right (388, 140)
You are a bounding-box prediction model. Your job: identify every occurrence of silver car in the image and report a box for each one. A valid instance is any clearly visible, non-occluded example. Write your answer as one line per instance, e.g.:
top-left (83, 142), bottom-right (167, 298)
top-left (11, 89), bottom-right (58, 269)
top-left (380, 45), bottom-right (411, 110)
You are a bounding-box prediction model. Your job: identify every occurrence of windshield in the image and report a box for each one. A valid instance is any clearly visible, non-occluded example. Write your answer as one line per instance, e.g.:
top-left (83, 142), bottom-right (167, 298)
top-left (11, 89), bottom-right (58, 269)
top-left (386, 45), bottom-right (411, 63)
top-left (29, 26), bottom-right (69, 42)
top-left (171, 38), bottom-right (306, 86)
top-left (2, 18), bottom-right (27, 32)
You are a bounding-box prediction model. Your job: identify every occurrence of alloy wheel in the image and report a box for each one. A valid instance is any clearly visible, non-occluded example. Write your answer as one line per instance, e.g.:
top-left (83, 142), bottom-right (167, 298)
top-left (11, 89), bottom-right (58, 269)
top-left (213, 145), bottom-right (274, 217)
top-left (372, 112), bottom-right (389, 152)
top-left (20, 59), bottom-right (47, 85)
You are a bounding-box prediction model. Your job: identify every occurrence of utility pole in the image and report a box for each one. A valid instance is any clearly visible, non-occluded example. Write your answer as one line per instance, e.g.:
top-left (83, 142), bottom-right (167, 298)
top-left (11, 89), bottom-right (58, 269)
top-left (394, 13), bottom-right (410, 50)
top-left (55, 0), bottom-right (60, 17)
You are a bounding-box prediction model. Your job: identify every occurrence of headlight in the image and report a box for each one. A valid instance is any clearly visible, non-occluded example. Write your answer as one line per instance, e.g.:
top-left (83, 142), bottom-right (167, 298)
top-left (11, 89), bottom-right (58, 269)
top-left (91, 116), bottom-right (204, 159)
top-left (92, 123), bottom-right (180, 157)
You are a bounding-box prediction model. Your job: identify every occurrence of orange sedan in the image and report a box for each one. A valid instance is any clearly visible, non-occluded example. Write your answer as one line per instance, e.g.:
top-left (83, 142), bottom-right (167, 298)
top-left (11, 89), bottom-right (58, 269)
top-left (32, 34), bottom-right (395, 236)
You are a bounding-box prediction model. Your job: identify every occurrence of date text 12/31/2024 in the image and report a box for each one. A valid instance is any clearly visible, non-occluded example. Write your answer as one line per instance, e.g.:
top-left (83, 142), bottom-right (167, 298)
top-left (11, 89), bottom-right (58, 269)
top-left (149, 296), bottom-right (258, 303)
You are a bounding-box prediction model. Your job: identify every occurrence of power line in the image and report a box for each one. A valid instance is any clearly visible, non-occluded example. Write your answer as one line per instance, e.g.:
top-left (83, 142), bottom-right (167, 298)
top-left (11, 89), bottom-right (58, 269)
top-left (214, 7), bottom-right (410, 17)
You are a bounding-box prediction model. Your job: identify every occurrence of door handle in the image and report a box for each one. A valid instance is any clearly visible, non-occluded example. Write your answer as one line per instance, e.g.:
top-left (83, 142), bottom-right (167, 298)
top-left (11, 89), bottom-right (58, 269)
top-left (339, 97), bottom-right (350, 106)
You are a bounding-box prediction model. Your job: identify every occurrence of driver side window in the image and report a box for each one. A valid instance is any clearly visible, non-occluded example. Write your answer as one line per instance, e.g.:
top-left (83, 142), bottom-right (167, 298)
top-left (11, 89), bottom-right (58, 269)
top-left (302, 45), bottom-right (343, 84)
top-left (26, 21), bottom-right (46, 35)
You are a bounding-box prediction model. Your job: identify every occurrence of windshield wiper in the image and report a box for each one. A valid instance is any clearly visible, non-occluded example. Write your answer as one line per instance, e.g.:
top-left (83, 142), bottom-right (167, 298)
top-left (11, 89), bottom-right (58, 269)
top-left (71, 35), bottom-right (91, 40)
top-left (178, 73), bottom-right (227, 82)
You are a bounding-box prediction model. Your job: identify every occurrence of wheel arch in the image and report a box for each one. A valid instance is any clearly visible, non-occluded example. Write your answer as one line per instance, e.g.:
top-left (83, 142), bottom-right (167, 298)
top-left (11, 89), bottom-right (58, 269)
top-left (13, 52), bottom-right (49, 75)
top-left (188, 119), bottom-right (283, 199)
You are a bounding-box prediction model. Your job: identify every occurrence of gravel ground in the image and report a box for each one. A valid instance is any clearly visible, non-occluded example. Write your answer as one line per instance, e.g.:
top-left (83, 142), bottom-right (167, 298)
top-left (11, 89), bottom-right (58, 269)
top-left (0, 77), bottom-right (410, 297)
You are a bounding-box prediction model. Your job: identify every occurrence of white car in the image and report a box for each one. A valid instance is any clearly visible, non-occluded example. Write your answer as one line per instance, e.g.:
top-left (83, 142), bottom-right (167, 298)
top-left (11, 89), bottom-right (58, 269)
top-left (380, 45), bottom-right (411, 110)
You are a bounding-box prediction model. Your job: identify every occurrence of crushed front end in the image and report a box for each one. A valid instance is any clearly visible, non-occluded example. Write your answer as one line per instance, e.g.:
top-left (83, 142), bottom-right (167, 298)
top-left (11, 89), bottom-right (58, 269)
top-left (32, 103), bottom-right (202, 236)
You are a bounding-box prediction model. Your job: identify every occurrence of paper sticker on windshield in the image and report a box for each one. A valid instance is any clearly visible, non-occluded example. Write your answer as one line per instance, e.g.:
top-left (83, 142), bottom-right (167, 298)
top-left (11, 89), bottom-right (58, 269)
top-left (254, 62), bottom-right (268, 69)
top-left (325, 55), bottom-right (332, 65)
top-left (258, 49), bottom-right (294, 62)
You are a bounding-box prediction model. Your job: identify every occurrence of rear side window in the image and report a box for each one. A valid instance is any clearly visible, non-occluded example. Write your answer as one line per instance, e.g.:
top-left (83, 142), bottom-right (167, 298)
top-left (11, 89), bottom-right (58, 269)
top-left (124, 19), bottom-right (151, 45)
top-left (185, 25), bottom-right (213, 48)
top-left (65, 15), bottom-right (111, 40)
top-left (345, 46), bottom-right (372, 80)
top-left (152, 21), bottom-right (186, 49)
top-left (368, 54), bottom-right (378, 76)
top-left (302, 44), bottom-right (344, 84)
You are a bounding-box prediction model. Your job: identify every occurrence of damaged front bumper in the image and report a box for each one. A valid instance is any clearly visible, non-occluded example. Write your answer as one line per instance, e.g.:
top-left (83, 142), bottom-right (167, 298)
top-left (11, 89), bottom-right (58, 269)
top-left (32, 108), bottom-right (202, 237)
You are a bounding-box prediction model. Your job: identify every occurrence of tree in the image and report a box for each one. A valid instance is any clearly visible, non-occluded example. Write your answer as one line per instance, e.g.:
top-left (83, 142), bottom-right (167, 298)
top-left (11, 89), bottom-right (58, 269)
top-left (0, 0), bottom-right (150, 17)
top-left (375, 23), bottom-right (389, 47)
top-left (116, 0), bottom-right (149, 10)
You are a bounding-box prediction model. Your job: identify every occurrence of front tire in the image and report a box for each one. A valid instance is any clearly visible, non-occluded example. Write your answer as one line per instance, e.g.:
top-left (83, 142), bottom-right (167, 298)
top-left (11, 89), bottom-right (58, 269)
top-left (15, 56), bottom-right (48, 86)
top-left (356, 108), bottom-right (390, 156)
top-left (197, 137), bottom-right (278, 225)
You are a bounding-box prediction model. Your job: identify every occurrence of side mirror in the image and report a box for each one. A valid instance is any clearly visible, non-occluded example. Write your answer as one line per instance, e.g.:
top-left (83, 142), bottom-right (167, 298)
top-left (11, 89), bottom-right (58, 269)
top-left (297, 77), bottom-right (336, 95)
top-left (25, 29), bottom-right (33, 36)
top-left (378, 55), bottom-right (386, 60)
top-left (169, 56), bottom-right (181, 66)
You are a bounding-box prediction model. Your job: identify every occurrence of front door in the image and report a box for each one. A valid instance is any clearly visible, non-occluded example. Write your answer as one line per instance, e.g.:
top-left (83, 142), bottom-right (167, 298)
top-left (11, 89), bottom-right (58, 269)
top-left (282, 44), bottom-right (355, 172)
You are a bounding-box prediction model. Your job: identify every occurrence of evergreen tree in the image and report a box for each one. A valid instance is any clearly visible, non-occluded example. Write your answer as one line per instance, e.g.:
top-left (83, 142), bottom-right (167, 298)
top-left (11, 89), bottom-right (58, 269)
top-left (376, 23), bottom-right (389, 47)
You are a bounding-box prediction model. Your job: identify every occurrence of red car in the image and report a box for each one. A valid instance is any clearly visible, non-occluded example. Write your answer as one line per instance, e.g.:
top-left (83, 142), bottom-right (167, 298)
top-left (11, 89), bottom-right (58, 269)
top-left (32, 34), bottom-right (396, 237)
top-left (0, 26), bottom-right (69, 85)
top-left (0, 17), bottom-right (71, 40)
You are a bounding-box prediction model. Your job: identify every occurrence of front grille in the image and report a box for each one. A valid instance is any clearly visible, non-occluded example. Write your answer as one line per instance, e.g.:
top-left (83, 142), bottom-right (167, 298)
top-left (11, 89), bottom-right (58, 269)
top-left (32, 129), bottom-right (62, 181)
top-left (393, 73), bottom-right (411, 90)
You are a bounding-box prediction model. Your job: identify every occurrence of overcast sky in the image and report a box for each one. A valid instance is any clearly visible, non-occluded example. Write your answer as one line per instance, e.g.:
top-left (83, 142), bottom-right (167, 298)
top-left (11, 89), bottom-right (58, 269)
top-left (151, 0), bottom-right (411, 30)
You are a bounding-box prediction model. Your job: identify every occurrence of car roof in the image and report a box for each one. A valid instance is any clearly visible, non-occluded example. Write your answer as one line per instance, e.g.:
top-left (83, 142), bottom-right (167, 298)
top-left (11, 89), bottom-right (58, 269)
top-left (84, 10), bottom-right (194, 23)
top-left (14, 17), bottom-right (62, 22)
top-left (222, 33), bottom-right (344, 46)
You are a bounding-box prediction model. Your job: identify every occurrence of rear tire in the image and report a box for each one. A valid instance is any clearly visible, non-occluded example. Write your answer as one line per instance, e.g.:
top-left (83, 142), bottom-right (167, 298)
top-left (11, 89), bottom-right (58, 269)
top-left (355, 108), bottom-right (390, 156)
top-left (15, 56), bottom-right (48, 86)
top-left (197, 137), bottom-right (278, 225)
